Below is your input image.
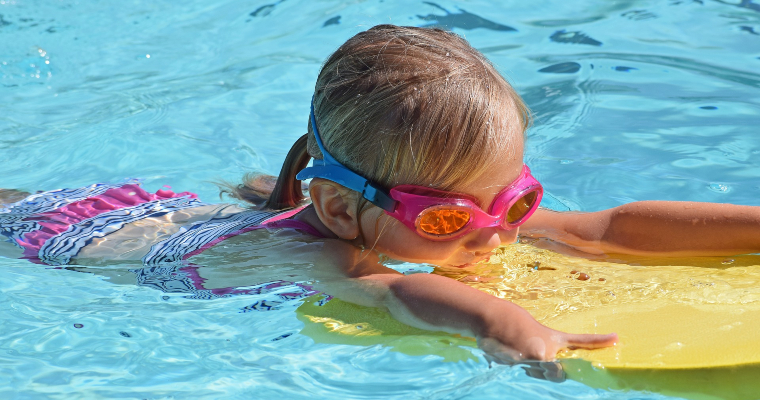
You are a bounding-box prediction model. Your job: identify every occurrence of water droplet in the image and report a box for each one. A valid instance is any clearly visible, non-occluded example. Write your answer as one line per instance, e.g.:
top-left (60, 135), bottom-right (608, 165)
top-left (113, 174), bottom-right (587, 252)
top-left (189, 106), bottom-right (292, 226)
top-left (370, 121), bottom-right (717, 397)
top-left (708, 183), bottom-right (730, 193)
top-left (146, 54), bottom-right (151, 58)
top-left (665, 342), bottom-right (684, 351)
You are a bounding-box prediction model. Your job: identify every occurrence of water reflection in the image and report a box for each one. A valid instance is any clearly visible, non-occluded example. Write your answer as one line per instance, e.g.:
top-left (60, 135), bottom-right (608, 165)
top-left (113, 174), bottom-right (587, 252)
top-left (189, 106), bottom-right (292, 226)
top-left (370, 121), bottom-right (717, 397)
top-left (417, 2), bottom-right (517, 31)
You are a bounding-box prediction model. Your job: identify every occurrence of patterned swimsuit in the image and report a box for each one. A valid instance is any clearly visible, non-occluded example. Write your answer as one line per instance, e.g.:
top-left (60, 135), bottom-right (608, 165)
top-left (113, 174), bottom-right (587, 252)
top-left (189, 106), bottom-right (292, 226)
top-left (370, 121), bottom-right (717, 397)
top-left (0, 181), bottom-right (324, 306)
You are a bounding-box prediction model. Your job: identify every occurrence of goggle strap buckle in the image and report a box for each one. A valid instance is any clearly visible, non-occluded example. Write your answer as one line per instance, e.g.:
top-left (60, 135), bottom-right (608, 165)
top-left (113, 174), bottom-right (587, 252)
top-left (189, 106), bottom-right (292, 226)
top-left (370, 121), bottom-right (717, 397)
top-left (363, 183), bottom-right (396, 213)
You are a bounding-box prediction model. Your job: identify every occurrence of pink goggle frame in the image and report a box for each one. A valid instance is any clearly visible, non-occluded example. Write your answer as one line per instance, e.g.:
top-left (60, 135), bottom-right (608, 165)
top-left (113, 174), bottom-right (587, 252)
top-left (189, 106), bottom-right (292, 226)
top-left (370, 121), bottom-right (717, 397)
top-left (385, 165), bottom-right (543, 240)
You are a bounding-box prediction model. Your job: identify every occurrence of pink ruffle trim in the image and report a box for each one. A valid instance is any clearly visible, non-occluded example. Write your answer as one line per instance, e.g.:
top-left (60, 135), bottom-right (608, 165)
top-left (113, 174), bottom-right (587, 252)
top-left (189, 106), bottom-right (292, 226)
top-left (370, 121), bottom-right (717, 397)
top-left (18, 184), bottom-right (197, 260)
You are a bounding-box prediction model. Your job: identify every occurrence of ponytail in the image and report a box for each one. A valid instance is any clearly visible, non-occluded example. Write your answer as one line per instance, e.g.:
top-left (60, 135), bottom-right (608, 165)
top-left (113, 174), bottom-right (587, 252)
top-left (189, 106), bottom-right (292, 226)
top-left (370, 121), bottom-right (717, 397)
top-left (266, 134), bottom-right (311, 209)
top-left (218, 134), bottom-right (311, 210)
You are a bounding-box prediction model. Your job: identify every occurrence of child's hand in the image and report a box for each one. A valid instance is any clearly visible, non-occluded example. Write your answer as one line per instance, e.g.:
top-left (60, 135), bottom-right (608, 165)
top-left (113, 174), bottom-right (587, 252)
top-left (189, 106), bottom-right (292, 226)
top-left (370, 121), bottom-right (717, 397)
top-left (477, 303), bottom-right (618, 362)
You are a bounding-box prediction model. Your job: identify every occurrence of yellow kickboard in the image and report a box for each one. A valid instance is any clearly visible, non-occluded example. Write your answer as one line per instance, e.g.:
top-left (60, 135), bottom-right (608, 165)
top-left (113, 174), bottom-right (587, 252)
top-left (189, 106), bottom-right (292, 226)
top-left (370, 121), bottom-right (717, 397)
top-left (552, 302), bottom-right (760, 400)
top-left (297, 243), bottom-right (760, 399)
top-left (550, 302), bottom-right (760, 369)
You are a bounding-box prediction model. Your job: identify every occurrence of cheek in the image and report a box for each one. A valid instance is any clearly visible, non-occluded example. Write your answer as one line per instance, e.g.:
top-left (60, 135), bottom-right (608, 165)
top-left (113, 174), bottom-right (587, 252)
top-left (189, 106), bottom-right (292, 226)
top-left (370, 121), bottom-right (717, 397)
top-left (359, 208), bottom-right (394, 243)
top-left (501, 228), bottom-right (519, 244)
top-left (361, 213), bottom-right (461, 262)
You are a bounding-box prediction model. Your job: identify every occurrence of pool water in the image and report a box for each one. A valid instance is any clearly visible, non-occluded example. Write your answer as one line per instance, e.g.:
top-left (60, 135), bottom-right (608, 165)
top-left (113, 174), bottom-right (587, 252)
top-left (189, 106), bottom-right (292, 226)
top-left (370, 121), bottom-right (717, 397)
top-left (1, 0), bottom-right (759, 399)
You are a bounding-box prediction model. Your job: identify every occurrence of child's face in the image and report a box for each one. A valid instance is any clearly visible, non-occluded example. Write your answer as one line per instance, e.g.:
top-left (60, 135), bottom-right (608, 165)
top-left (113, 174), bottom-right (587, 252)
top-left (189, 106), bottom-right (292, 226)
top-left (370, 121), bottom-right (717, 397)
top-left (359, 150), bottom-right (525, 268)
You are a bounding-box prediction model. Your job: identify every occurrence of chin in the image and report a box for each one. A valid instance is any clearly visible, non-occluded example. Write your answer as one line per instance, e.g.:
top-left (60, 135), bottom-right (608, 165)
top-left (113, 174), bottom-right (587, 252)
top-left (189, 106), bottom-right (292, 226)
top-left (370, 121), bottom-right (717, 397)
top-left (439, 259), bottom-right (475, 268)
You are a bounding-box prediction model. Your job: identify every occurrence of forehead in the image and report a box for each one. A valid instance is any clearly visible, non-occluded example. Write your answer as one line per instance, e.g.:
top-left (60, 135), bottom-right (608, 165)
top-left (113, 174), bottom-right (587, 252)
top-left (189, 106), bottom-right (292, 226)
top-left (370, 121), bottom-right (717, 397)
top-left (457, 143), bottom-right (525, 205)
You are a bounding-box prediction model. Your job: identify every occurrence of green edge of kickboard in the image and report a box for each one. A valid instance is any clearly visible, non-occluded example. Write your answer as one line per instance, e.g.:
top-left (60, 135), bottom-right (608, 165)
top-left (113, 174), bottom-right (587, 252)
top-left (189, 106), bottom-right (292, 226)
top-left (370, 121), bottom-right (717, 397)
top-left (296, 295), bottom-right (478, 363)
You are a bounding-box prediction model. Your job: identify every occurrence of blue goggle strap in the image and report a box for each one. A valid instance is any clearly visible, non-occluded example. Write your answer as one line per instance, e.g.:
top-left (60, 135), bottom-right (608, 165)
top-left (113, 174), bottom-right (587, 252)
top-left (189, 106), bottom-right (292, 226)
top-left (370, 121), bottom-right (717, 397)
top-left (295, 99), bottom-right (396, 212)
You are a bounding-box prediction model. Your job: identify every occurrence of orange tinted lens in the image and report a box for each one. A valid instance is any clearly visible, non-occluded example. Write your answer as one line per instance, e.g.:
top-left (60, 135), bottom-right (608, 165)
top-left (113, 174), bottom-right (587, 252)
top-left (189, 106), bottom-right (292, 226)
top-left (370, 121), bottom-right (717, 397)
top-left (506, 191), bottom-right (538, 224)
top-left (417, 208), bottom-right (471, 236)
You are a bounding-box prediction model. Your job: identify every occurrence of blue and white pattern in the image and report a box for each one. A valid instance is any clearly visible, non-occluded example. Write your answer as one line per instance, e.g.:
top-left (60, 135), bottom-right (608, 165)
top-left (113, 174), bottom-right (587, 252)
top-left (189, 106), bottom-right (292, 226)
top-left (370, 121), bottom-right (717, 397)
top-left (131, 265), bottom-right (199, 294)
top-left (130, 265), bottom-right (317, 303)
top-left (0, 220), bottom-right (44, 249)
top-left (141, 208), bottom-right (284, 266)
top-left (239, 289), bottom-right (327, 312)
top-left (39, 196), bottom-right (206, 265)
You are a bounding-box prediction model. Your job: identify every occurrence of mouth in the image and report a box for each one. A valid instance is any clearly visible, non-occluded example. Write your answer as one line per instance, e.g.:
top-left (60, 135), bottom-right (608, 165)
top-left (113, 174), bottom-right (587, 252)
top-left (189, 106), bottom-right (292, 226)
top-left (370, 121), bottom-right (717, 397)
top-left (471, 251), bottom-right (494, 263)
top-left (451, 252), bottom-right (493, 268)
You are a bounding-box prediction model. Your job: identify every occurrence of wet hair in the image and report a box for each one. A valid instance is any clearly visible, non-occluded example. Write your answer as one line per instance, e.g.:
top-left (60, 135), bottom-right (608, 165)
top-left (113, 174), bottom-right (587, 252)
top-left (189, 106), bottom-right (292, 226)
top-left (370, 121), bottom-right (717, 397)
top-left (221, 24), bottom-right (531, 210)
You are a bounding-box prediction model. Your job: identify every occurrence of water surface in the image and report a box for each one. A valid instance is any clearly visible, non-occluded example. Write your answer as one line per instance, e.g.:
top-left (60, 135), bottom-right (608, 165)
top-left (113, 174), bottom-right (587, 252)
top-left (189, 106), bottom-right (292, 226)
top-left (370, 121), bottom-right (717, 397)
top-left (1, 0), bottom-right (759, 399)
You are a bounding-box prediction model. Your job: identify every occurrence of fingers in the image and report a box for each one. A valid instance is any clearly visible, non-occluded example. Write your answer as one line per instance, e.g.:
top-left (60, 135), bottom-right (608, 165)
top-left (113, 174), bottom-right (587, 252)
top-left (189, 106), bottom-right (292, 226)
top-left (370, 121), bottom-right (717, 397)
top-left (479, 331), bottom-right (618, 367)
top-left (478, 337), bottom-right (523, 363)
top-left (522, 361), bottom-right (566, 383)
top-left (482, 341), bottom-right (566, 383)
top-left (564, 332), bottom-right (618, 350)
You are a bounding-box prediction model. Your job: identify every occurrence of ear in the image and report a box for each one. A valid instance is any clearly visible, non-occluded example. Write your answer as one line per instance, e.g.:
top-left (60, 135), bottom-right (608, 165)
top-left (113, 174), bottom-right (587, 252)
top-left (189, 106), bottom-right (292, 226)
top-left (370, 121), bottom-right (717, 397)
top-left (309, 180), bottom-right (361, 240)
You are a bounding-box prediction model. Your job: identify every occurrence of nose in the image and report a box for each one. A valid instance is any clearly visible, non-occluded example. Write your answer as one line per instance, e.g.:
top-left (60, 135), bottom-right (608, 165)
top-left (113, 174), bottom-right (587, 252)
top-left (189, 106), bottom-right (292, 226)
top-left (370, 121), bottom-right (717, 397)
top-left (463, 227), bottom-right (505, 253)
top-left (499, 226), bottom-right (519, 244)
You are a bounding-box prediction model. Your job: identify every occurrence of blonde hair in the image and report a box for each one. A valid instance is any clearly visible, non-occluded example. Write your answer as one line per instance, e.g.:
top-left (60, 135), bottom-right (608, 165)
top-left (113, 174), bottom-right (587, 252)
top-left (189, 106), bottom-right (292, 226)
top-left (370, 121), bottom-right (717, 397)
top-left (222, 25), bottom-right (531, 209)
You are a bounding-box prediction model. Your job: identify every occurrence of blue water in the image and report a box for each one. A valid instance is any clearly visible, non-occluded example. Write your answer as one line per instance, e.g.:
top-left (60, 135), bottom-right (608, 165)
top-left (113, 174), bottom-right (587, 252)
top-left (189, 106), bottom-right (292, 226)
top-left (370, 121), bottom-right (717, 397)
top-left (1, 0), bottom-right (759, 398)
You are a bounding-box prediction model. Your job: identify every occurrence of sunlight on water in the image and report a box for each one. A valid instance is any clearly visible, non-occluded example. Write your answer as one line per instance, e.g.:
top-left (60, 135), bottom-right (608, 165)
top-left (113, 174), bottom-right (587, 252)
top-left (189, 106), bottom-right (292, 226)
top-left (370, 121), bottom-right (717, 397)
top-left (478, 244), bottom-right (760, 321)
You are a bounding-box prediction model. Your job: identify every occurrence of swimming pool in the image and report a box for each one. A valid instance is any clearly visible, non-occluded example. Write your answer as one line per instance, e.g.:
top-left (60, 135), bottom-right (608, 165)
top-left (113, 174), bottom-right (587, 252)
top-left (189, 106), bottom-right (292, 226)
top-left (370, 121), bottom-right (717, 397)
top-left (1, 0), bottom-right (759, 398)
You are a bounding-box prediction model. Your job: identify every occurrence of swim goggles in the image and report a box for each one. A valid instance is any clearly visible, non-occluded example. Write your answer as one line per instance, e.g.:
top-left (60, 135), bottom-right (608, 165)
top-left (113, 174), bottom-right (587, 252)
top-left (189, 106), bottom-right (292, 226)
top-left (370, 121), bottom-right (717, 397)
top-left (296, 98), bottom-right (543, 241)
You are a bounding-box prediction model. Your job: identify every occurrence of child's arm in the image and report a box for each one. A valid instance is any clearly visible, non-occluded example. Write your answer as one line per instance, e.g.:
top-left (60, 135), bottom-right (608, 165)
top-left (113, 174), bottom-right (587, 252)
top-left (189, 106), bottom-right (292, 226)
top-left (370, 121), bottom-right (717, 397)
top-left (315, 240), bottom-right (618, 362)
top-left (521, 201), bottom-right (760, 256)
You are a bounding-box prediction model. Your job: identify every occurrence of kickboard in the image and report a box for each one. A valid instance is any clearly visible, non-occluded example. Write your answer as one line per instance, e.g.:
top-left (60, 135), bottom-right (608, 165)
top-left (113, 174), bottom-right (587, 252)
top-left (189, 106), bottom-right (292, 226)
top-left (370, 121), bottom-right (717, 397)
top-left (297, 244), bottom-right (760, 400)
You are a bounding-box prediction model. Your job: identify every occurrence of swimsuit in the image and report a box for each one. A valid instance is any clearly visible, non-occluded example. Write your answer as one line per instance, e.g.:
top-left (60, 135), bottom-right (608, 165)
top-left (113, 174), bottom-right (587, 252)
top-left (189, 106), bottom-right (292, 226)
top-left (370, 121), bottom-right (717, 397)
top-left (0, 181), bottom-right (324, 304)
top-left (0, 180), bottom-right (321, 265)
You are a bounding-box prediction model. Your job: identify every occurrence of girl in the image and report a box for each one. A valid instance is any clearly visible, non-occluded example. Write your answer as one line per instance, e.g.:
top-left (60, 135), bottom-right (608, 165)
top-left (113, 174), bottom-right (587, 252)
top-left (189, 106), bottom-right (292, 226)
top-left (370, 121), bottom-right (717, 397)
top-left (2, 25), bottom-right (759, 363)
